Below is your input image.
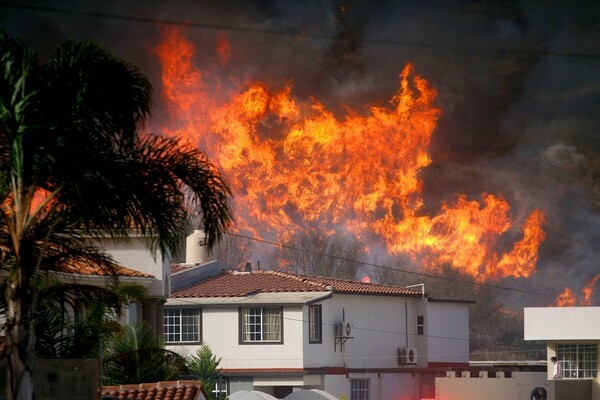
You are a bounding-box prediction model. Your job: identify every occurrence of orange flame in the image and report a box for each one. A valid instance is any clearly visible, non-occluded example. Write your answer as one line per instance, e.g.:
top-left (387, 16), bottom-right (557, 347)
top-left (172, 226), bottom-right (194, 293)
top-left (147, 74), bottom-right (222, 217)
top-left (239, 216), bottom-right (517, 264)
top-left (154, 27), bottom-right (546, 281)
top-left (554, 288), bottom-right (577, 307)
top-left (216, 32), bottom-right (231, 65)
top-left (582, 273), bottom-right (600, 305)
top-left (553, 273), bottom-right (600, 306)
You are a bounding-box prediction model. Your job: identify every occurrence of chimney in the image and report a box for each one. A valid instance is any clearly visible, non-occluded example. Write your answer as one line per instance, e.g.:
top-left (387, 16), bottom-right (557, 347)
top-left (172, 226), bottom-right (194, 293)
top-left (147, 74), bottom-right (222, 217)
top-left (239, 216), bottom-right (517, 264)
top-left (185, 230), bottom-right (208, 264)
top-left (244, 262), bottom-right (252, 273)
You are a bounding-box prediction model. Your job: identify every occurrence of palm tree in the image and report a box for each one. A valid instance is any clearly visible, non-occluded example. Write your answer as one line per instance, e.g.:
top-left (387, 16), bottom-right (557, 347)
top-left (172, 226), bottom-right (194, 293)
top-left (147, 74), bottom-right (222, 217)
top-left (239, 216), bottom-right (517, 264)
top-left (0, 31), bottom-right (232, 400)
top-left (187, 344), bottom-right (223, 400)
top-left (34, 282), bottom-right (147, 360)
top-left (102, 322), bottom-right (188, 385)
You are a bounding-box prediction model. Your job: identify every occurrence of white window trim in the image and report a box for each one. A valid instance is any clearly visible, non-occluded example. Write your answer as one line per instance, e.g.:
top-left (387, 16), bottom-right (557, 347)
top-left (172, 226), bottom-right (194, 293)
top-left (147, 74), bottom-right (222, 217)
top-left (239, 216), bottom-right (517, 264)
top-left (350, 378), bottom-right (370, 400)
top-left (163, 308), bottom-right (201, 344)
top-left (557, 343), bottom-right (598, 379)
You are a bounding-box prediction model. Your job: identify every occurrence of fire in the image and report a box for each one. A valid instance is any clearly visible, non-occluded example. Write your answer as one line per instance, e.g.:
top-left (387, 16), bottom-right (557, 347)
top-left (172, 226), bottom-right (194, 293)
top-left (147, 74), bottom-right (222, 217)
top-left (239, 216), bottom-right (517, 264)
top-left (554, 288), bottom-right (577, 307)
top-left (552, 273), bottom-right (600, 306)
top-left (154, 27), bottom-right (546, 280)
top-left (582, 273), bottom-right (600, 305)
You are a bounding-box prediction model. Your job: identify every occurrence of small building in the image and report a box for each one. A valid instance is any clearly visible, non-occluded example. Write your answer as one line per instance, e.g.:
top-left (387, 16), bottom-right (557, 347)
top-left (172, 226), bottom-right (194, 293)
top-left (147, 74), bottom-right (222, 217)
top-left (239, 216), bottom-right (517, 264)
top-left (524, 306), bottom-right (600, 400)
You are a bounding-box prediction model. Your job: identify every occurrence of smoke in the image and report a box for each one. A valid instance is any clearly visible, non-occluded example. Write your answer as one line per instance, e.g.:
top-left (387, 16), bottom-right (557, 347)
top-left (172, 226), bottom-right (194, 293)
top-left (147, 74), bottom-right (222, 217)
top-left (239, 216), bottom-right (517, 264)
top-left (2, 0), bottom-right (599, 306)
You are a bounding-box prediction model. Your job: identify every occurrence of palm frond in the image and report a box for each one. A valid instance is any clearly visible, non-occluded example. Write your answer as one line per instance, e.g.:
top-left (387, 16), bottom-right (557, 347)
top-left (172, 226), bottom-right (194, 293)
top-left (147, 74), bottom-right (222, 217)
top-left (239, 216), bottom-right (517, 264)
top-left (102, 322), bottom-right (188, 385)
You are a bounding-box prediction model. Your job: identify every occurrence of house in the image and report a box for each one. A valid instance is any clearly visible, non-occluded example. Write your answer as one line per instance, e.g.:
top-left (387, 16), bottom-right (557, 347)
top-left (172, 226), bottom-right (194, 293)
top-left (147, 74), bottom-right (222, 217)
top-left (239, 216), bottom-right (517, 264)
top-left (164, 261), bottom-right (473, 400)
top-left (524, 306), bottom-right (600, 400)
top-left (0, 233), bottom-right (173, 400)
top-left (89, 232), bottom-right (173, 334)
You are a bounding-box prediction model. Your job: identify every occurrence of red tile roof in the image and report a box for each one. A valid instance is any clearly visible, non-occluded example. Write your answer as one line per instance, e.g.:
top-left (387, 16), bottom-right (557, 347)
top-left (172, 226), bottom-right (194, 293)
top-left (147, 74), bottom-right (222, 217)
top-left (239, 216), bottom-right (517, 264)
top-left (57, 261), bottom-right (154, 278)
top-left (172, 270), bottom-right (423, 298)
top-left (100, 380), bottom-right (206, 400)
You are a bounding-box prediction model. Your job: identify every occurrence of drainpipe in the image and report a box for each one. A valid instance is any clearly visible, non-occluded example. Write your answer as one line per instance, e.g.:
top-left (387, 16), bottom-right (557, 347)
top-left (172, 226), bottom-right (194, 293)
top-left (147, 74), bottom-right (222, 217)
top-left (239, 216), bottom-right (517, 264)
top-left (405, 301), bottom-right (409, 348)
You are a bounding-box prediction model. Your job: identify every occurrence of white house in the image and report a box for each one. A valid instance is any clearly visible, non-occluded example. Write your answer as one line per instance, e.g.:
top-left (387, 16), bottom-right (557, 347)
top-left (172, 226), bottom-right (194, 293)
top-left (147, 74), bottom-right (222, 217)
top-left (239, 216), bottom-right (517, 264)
top-left (165, 263), bottom-right (472, 400)
top-left (524, 306), bottom-right (600, 400)
top-left (91, 233), bottom-right (172, 333)
top-left (46, 232), bottom-right (173, 335)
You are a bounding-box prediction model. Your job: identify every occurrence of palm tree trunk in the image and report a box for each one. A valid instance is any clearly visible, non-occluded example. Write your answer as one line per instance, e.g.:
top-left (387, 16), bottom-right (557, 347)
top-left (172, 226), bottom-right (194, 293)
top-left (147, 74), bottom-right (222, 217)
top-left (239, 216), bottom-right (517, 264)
top-left (6, 275), bottom-right (37, 400)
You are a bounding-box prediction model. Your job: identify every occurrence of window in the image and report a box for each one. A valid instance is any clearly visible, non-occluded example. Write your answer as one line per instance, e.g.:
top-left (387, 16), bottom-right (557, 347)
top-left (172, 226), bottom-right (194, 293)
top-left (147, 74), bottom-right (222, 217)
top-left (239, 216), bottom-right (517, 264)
top-left (309, 305), bottom-right (322, 343)
top-left (212, 378), bottom-right (228, 399)
top-left (417, 315), bottom-right (424, 335)
top-left (163, 308), bottom-right (201, 343)
top-left (557, 343), bottom-right (598, 379)
top-left (240, 307), bottom-right (283, 343)
top-left (350, 378), bottom-right (370, 400)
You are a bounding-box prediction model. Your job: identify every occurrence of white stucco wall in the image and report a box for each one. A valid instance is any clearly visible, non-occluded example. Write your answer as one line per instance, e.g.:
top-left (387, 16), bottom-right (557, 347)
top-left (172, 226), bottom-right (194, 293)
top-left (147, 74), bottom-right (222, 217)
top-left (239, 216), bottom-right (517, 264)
top-left (309, 294), bottom-right (415, 370)
top-left (525, 307), bottom-right (600, 340)
top-left (168, 305), bottom-right (306, 370)
top-left (95, 236), bottom-right (170, 298)
top-left (426, 301), bottom-right (470, 364)
top-left (166, 292), bottom-right (470, 372)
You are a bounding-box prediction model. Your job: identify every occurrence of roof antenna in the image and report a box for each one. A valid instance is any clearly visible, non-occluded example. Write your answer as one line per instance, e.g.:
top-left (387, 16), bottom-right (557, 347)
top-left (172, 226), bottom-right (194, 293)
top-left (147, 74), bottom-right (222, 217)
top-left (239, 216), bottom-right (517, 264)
top-left (257, 260), bottom-right (261, 270)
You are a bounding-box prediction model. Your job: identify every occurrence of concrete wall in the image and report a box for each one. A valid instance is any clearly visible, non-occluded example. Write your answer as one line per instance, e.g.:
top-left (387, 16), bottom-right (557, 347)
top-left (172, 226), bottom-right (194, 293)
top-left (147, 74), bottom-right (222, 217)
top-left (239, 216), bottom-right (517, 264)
top-left (525, 307), bottom-right (600, 340)
top-left (436, 371), bottom-right (547, 400)
top-left (34, 359), bottom-right (98, 400)
top-left (171, 260), bottom-right (231, 290)
top-left (323, 372), bottom-right (420, 400)
top-left (548, 379), bottom-right (592, 400)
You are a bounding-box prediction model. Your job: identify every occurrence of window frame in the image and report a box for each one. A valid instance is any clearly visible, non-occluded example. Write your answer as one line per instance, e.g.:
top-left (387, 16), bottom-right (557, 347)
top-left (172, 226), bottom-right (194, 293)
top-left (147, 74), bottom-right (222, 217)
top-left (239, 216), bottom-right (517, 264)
top-left (308, 305), bottom-right (322, 344)
top-left (557, 343), bottom-right (598, 379)
top-left (350, 378), bottom-right (370, 400)
top-left (416, 315), bottom-right (424, 335)
top-left (239, 306), bottom-right (284, 344)
top-left (163, 307), bottom-right (202, 344)
top-left (212, 377), bottom-right (229, 399)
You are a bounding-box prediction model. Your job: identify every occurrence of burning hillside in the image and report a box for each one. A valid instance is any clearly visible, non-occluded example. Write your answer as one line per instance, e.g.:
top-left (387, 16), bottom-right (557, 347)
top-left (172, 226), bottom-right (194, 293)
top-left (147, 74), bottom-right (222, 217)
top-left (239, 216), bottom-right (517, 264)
top-left (155, 27), bottom-right (545, 281)
top-left (1, 0), bottom-right (598, 305)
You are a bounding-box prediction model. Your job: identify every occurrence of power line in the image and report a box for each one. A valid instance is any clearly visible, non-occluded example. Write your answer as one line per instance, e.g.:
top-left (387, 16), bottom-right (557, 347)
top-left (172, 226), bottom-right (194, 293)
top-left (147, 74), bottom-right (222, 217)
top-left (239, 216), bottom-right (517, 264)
top-left (2, 2), bottom-right (600, 61)
top-left (226, 232), bottom-right (545, 297)
top-left (167, 297), bottom-right (546, 359)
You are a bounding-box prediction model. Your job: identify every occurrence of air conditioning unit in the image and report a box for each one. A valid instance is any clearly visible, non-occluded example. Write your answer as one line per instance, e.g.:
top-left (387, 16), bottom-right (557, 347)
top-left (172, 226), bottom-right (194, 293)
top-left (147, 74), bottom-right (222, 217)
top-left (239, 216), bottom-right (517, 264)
top-left (337, 321), bottom-right (353, 337)
top-left (405, 347), bottom-right (417, 364)
top-left (398, 347), bottom-right (418, 365)
top-left (398, 347), bottom-right (407, 365)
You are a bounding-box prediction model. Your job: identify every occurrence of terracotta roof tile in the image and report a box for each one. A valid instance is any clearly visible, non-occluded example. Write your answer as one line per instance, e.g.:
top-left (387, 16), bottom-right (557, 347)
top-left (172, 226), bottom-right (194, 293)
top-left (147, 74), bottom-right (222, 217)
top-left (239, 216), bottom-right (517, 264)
top-left (100, 380), bottom-right (206, 400)
top-left (57, 261), bottom-right (154, 278)
top-left (172, 270), bottom-right (423, 298)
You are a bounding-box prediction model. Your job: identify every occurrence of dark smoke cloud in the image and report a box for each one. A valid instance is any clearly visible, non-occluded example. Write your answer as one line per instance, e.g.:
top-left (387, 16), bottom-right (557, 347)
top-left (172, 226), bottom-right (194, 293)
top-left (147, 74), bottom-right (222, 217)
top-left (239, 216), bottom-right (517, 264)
top-left (1, 0), bottom-right (599, 306)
